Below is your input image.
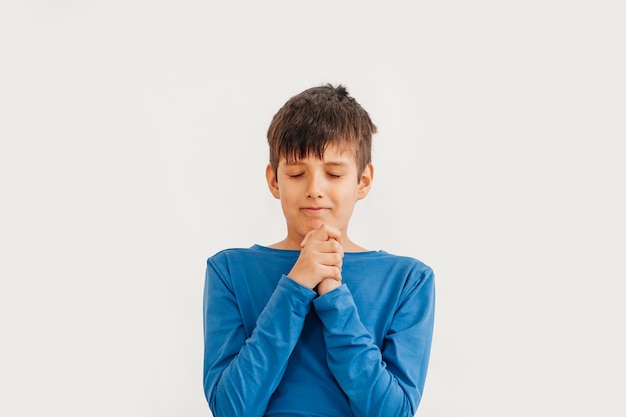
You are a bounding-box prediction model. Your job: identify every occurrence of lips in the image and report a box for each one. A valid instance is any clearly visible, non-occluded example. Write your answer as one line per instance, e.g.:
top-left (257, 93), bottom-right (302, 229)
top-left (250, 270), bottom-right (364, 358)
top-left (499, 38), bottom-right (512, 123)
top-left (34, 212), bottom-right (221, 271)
top-left (300, 207), bottom-right (330, 216)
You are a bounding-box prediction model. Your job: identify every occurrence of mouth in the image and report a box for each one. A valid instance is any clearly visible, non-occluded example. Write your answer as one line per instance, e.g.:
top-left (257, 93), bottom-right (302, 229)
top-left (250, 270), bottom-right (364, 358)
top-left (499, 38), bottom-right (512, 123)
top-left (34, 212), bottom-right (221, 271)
top-left (300, 207), bottom-right (330, 216)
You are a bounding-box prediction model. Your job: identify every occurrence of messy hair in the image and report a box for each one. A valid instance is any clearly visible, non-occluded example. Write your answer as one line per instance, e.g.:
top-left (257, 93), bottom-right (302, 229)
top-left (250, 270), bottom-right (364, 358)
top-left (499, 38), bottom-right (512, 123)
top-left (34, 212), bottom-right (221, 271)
top-left (267, 84), bottom-right (377, 178)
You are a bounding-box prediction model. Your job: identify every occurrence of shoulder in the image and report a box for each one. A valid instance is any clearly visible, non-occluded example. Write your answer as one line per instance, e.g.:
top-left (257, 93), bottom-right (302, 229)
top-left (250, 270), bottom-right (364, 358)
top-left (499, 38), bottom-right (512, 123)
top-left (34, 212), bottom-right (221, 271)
top-left (207, 244), bottom-right (300, 274)
top-left (346, 250), bottom-right (433, 277)
top-left (343, 250), bottom-right (434, 297)
top-left (208, 246), bottom-right (255, 263)
top-left (208, 244), bottom-right (298, 262)
top-left (205, 246), bottom-right (266, 289)
top-left (207, 245), bottom-right (263, 269)
top-left (373, 252), bottom-right (436, 308)
top-left (376, 251), bottom-right (431, 269)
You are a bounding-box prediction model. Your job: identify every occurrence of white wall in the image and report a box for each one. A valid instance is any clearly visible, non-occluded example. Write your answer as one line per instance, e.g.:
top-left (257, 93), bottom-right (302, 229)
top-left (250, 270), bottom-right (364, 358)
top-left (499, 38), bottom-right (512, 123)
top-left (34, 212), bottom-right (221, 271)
top-left (1, 1), bottom-right (624, 416)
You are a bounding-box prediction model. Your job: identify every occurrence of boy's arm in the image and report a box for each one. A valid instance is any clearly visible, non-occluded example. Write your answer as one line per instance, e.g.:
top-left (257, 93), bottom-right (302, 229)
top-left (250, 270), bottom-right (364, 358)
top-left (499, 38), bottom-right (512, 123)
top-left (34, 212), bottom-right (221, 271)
top-left (203, 258), bottom-right (316, 417)
top-left (313, 266), bottom-right (435, 417)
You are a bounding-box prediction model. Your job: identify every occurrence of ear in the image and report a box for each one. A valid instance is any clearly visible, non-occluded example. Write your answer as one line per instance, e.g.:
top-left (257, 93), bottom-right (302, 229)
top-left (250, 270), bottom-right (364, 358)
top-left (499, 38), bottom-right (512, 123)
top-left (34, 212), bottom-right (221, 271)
top-left (357, 163), bottom-right (374, 200)
top-left (266, 163), bottom-right (281, 199)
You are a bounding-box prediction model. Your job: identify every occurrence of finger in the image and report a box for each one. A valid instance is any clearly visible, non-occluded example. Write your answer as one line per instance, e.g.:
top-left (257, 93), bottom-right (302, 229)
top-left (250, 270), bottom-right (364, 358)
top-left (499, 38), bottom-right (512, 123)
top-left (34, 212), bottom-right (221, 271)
top-left (333, 239), bottom-right (344, 257)
top-left (314, 224), bottom-right (342, 243)
top-left (300, 229), bottom-right (317, 248)
top-left (321, 265), bottom-right (342, 281)
top-left (317, 277), bottom-right (342, 295)
top-left (318, 252), bottom-right (343, 268)
top-left (324, 225), bottom-right (342, 243)
top-left (317, 239), bottom-right (344, 256)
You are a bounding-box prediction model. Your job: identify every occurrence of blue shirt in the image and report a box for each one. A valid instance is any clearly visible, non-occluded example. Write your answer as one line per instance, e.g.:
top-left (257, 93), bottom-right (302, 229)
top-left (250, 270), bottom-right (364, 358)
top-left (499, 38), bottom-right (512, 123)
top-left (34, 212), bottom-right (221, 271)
top-left (203, 245), bottom-right (435, 417)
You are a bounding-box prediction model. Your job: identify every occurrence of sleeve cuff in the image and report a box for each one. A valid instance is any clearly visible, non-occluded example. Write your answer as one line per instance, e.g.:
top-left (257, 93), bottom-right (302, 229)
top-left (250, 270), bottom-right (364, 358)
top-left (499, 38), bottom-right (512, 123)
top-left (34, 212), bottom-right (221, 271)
top-left (279, 274), bottom-right (317, 302)
top-left (312, 283), bottom-right (352, 312)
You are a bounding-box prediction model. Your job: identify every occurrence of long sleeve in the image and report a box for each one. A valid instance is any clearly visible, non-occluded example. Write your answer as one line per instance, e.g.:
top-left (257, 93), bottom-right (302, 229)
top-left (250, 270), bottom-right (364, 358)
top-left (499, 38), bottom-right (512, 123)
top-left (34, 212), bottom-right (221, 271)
top-left (203, 257), bottom-right (316, 417)
top-left (313, 266), bottom-right (435, 417)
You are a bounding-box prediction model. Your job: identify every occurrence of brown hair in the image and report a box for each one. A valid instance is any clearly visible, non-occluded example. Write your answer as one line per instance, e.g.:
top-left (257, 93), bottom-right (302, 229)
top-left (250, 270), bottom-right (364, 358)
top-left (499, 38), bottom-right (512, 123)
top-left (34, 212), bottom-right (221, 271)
top-left (267, 84), bottom-right (377, 178)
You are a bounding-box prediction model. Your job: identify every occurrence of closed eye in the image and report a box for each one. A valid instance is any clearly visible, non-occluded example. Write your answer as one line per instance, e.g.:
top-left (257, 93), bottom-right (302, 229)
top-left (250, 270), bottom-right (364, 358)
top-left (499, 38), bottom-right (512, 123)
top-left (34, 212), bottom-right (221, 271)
top-left (327, 173), bottom-right (343, 178)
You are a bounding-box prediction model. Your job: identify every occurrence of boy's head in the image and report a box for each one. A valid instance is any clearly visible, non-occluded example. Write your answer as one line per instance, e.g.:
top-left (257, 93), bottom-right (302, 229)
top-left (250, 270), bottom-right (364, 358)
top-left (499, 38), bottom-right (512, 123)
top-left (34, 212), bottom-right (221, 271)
top-left (267, 84), bottom-right (377, 179)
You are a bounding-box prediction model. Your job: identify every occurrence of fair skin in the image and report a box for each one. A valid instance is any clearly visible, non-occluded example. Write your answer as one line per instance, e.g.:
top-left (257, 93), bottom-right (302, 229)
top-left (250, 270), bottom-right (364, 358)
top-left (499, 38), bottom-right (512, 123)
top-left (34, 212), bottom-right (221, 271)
top-left (266, 144), bottom-right (374, 295)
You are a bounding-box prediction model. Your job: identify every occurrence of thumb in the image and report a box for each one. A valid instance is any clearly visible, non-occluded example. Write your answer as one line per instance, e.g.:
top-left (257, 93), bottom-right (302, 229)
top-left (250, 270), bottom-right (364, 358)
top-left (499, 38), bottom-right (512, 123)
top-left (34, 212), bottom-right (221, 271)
top-left (300, 229), bottom-right (317, 248)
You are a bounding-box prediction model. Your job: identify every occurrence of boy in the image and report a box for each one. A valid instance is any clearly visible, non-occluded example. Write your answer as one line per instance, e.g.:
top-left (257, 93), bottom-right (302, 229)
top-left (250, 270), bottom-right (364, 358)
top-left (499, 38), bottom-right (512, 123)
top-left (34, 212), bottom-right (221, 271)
top-left (203, 84), bottom-right (435, 417)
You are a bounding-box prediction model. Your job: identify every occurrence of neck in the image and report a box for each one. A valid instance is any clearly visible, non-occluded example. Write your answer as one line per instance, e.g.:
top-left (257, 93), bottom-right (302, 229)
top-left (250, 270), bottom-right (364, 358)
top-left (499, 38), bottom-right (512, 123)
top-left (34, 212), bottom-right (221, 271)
top-left (268, 235), bottom-right (368, 252)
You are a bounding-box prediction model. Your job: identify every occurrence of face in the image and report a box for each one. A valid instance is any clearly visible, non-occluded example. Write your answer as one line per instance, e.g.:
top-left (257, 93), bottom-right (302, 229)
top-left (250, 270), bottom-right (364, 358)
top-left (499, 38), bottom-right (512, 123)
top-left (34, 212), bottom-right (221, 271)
top-left (266, 144), bottom-right (373, 249)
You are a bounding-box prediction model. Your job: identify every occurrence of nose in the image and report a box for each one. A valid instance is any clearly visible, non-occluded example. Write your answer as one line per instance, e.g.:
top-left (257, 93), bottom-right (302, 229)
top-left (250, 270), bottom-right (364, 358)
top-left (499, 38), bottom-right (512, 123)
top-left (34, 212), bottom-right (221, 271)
top-left (305, 172), bottom-right (324, 198)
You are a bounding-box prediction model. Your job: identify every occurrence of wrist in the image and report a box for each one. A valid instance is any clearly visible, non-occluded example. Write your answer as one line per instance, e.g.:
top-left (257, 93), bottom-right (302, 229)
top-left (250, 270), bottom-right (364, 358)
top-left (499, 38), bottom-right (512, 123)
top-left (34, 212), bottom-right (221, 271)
top-left (317, 278), bottom-right (342, 296)
top-left (286, 271), bottom-right (317, 290)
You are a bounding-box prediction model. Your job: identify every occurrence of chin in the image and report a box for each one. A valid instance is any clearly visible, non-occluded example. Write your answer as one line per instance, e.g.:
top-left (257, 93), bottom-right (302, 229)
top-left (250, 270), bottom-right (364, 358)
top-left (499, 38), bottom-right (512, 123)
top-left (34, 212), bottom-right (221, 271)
top-left (307, 220), bottom-right (325, 230)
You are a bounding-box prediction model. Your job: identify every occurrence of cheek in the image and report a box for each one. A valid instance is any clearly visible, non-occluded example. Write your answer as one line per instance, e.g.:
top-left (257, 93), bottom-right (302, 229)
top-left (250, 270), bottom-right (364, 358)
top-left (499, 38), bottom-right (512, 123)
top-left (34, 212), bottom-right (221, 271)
top-left (343, 184), bottom-right (360, 197)
top-left (279, 188), bottom-right (298, 206)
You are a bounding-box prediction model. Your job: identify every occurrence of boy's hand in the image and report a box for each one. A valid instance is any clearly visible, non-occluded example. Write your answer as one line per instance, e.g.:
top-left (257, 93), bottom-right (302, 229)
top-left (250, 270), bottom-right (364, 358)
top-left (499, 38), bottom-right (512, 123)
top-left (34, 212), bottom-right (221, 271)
top-left (316, 277), bottom-right (342, 295)
top-left (287, 224), bottom-right (344, 291)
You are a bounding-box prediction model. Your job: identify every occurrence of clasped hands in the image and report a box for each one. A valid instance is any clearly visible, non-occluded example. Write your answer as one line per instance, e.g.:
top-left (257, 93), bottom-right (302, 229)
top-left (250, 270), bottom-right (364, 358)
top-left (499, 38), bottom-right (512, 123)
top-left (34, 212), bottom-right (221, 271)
top-left (288, 224), bottom-right (343, 296)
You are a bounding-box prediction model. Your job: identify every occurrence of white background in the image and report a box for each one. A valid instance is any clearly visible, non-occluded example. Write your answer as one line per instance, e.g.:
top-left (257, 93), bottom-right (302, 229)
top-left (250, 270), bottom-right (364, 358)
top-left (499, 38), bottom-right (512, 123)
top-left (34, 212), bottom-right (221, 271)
top-left (1, 1), bottom-right (624, 416)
